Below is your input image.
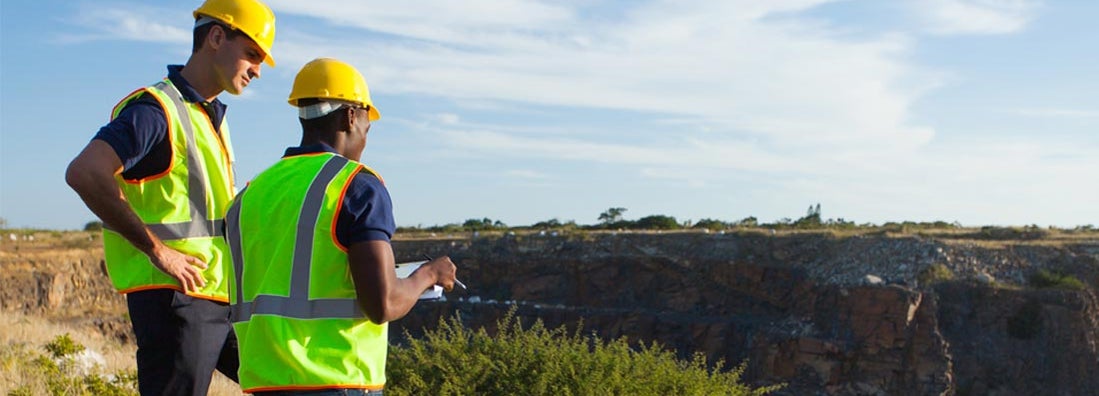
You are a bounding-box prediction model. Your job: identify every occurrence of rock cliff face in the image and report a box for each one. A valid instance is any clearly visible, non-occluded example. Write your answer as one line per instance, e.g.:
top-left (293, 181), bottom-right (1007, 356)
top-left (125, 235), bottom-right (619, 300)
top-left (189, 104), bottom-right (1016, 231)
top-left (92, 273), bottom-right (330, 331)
top-left (388, 233), bottom-right (1099, 396)
top-left (3, 231), bottom-right (1098, 395)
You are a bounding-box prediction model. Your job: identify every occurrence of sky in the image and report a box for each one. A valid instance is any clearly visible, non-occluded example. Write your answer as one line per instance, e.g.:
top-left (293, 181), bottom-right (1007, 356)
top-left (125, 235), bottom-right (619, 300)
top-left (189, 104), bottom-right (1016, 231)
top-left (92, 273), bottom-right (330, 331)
top-left (1, 0), bottom-right (1096, 230)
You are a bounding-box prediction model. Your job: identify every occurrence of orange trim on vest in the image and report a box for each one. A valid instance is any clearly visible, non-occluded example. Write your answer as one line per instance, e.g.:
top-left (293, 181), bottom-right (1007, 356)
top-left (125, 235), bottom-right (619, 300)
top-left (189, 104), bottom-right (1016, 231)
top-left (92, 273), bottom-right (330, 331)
top-left (331, 164), bottom-right (363, 253)
top-left (195, 104), bottom-right (235, 191)
top-left (244, 384), bottom-right (385, 393)
top-left (118, 284), bottom-right (230, 303)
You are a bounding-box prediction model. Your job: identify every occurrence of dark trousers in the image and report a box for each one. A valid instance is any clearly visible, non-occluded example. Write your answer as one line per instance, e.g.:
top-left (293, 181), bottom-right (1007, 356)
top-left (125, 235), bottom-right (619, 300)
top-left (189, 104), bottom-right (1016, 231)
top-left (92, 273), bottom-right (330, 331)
top-left (127, 289), bottom-right (239, 396)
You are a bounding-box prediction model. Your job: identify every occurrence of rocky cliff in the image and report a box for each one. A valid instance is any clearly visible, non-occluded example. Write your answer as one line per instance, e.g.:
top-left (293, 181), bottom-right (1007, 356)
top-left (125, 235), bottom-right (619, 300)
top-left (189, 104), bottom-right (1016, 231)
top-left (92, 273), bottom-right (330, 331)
top-left (3, 230), bottom-right (1098, 395)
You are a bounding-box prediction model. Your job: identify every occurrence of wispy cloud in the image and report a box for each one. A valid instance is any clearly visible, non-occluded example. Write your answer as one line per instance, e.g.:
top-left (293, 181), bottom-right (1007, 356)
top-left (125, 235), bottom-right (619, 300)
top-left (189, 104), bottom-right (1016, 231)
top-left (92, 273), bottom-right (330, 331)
top-left (55, 4), bottom-right (190, 44)
top-left (264, 0), bottom-right (940, 154)
top-left (912, 0), bottom-right (1040, 35)
top-left (1015, 108), bottom-right (1099, 118)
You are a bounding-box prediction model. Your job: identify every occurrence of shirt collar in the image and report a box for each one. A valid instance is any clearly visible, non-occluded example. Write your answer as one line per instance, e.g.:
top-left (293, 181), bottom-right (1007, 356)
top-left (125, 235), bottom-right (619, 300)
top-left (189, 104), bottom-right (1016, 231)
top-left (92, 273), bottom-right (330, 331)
top-left (167, 65), bottom-right (224, 108)
top-left (284, 143), bottom-right (340, 158)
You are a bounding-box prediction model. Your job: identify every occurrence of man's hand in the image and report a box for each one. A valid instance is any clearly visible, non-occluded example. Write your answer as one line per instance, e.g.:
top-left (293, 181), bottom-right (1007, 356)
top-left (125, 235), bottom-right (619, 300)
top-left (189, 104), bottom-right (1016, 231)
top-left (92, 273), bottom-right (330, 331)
top-left (423, 256), bottom-right (458, 292)
top-left (149, 245), bottom-right (208, 292)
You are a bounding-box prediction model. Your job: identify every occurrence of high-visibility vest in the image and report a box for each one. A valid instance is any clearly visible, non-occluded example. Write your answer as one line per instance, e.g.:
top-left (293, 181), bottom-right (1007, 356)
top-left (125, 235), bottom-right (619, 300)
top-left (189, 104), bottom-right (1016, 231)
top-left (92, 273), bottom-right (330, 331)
top-left (226, 152), bottom-right (388, 392)
top-left (102, 78), bottom-right (236, 301)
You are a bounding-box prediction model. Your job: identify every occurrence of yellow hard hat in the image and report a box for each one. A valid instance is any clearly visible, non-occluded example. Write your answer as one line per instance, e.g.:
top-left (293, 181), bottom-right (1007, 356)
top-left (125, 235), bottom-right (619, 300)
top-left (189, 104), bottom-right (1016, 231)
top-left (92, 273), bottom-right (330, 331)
top-left (288, 58), bottom-right (381, 121)
top-left (194, 0), bottom-right (277, 67)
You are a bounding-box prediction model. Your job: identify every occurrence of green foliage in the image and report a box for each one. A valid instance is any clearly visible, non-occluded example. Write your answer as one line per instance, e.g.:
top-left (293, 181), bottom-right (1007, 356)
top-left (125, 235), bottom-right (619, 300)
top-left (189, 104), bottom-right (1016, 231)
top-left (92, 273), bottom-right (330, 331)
top-left (918, 263), bottom-right (955, 287)
top-left (734, 216), bottom-right (758, 227)
top-left (693, 218), bottom-right (729, 230)
top-left (969, 226), bottom-right (1049, 240)
top-left (529, 218), bottom-right (579, 231)
top-left (83, 221), bottom-right (103, 232)
top-left (44, 334), bottom-right (85, 358)
top-left (4, 334), bottom-right (137, 396)
top-left (387, 310), bottom-right (782, 396)
top-left (634, 215), bottom-right (681, 230)
top-left (463, 218), bottom-right (507, 231)
top-left (598, 207), bottom-right (627, 225)
top-left (1028, 269), bottom-right (1085, 290)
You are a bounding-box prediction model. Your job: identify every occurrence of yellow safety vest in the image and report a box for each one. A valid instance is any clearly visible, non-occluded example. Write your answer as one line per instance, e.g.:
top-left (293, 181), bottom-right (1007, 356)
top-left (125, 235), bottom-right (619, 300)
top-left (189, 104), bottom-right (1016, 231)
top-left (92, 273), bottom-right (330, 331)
top-left (101, 78), bottom-right (236, 302)
top-left (226, 152), bottom-right (388, 392)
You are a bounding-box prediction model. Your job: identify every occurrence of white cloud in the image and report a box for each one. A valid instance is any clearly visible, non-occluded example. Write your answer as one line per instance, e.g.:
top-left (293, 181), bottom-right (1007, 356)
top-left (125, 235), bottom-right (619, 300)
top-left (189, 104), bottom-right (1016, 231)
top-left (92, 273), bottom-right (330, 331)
top-left (912, 0), bottom-right (1039, 35)
top-left (265, 0), bottom-right (938, 155)
top-left (55, 5), bottom-right (190, 44)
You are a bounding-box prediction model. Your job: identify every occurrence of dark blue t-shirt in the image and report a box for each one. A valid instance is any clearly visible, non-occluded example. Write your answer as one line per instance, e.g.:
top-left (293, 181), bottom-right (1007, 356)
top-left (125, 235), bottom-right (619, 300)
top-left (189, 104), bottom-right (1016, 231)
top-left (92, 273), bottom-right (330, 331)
top-left (283, 144), bottom-right (396, 246)
top-left (93, 65), bottom-right (227, 180)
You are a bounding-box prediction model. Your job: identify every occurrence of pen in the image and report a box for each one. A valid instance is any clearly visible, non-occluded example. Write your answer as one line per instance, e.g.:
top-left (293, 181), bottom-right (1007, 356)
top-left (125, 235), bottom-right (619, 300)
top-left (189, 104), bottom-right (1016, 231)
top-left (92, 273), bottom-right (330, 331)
top-left (422, 254), bottom-right (467, 290)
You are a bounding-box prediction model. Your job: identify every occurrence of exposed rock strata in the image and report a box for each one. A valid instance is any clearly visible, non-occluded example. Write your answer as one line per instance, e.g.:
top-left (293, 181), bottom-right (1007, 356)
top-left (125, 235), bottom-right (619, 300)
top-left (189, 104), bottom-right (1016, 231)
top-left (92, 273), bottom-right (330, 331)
top-left (3, 232), bottom-right (1098, 395)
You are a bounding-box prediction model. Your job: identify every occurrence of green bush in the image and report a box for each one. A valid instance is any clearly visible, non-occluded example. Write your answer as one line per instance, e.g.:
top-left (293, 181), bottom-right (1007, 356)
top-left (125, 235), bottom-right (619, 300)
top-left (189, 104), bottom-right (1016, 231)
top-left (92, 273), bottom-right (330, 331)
top-left (918, 263), bottom-right (954, 287)
top-left (1029, 269), bottom-right (1085, 290)
top-left (4, 334), bottom-right (137, 396)
top-left (387, 311), bottom-right (782, 395)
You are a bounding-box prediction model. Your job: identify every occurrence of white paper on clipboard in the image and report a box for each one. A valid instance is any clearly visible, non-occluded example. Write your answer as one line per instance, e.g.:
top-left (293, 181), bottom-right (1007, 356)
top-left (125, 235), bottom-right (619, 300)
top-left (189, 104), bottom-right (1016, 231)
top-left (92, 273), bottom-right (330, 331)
top-left (395, 260), bottom-right (444, 300)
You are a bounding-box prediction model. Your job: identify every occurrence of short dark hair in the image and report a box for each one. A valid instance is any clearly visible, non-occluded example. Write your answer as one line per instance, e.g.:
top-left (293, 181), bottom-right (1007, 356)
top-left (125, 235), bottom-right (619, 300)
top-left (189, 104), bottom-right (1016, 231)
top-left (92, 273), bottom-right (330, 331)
top-left (192, 21), bottom-right (245, 53)
top-left (297, 98), bottom-right (348, 134)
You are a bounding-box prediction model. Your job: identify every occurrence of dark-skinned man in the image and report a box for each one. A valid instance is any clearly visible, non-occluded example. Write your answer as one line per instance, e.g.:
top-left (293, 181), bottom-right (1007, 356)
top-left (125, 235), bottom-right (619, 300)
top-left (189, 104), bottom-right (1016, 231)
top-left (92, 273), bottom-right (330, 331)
top-left (224, 57), bottom-right (458, 395)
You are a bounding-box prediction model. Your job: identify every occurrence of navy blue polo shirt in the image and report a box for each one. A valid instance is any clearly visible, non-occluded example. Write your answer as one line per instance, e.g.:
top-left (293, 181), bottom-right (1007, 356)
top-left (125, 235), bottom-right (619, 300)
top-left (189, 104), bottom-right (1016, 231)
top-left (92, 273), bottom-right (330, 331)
top-left (283, 144), bottom-right (396, 246)
top-left (94, 65), bottom-right (227, 180)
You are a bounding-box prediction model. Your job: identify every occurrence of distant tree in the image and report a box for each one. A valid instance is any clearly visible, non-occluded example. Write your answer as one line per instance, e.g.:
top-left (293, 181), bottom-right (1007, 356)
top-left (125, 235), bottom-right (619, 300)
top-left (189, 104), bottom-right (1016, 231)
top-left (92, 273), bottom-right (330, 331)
top-left (598, 207), bottom-right (627, 225)
top-left (83, 221), bottom-right (103, 231)
top-left (0, 217), bottom-right (6, 229)
top-left (794, 203), bottom-right (822, 228)
top-left (634, 215), bottom-right (680, 230)
top-left (734, 216), bottom-right (758, 227)
top-left (693, 218), bottom-right (727, 230)
top-left (462, 218), bottom-right (506, 231)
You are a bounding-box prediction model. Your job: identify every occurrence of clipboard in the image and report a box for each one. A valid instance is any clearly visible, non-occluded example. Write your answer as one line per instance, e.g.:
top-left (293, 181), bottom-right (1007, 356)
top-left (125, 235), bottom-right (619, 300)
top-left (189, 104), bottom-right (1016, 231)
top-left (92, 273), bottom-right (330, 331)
top-left (396, 260), bottom-right (444, 300)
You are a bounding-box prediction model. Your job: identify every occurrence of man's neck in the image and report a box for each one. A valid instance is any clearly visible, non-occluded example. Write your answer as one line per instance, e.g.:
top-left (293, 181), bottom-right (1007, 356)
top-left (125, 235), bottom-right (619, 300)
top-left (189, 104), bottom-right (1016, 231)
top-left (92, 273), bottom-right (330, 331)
top-left (179, 58), bottom-right (221, 102)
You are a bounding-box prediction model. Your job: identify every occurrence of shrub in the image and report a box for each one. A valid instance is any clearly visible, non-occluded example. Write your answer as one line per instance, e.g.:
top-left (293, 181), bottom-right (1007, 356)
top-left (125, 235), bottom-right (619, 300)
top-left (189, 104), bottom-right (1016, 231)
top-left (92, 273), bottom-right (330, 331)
top-left (1028, 269), bottom-right (1085, 290)
top-left (387, 310), bottom-right (782, 395)
top-left (633, 215), bottom-right (681, 230)
top-left (917, 263), bottom-right (954, 287)
top-left (4, 334), bottom-right (137, 396)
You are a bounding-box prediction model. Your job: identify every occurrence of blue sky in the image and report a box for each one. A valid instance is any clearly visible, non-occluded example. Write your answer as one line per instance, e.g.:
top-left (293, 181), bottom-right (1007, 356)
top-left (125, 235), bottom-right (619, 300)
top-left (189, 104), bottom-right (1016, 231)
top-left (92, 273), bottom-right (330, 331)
top-left (1, 0), bottom-right (1096, 230)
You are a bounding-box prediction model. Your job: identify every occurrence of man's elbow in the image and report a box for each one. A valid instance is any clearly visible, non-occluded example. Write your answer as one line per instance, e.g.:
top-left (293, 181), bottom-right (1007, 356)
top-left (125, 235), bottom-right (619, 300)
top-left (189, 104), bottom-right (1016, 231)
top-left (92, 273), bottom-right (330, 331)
top-left (65, 161), bottom-right (90, 193)
top-left (361, 302), bottom-right (392, 325)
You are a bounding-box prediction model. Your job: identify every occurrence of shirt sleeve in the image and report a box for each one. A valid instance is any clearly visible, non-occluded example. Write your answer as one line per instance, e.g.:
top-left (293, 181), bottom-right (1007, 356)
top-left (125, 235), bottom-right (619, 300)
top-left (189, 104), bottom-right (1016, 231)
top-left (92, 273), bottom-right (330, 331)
top-left (92, 94), bottom-right (168, 174)
top-left (336, 170), bottom-right (397, 246)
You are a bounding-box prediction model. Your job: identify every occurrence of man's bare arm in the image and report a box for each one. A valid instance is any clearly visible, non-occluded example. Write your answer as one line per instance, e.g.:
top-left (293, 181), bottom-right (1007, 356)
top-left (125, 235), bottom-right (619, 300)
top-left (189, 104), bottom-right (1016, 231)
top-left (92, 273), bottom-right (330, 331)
top-left (65, 140), bottom-right (207, 292)
top-left (349, 240), bottom-right (456, 324)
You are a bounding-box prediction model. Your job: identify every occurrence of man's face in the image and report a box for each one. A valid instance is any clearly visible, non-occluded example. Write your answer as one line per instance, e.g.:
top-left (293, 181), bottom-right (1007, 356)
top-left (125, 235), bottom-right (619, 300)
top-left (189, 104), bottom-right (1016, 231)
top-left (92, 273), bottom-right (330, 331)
top-left (212, 27), bottom-right (265, 95)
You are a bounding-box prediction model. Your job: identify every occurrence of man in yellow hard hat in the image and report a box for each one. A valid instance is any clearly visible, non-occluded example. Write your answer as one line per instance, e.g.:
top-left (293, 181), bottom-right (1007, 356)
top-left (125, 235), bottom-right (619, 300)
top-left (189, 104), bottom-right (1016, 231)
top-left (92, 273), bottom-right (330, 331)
top-left (64, 0), bottom-right (276, 394)
top-left (224, 57), bottom-right (458, 395)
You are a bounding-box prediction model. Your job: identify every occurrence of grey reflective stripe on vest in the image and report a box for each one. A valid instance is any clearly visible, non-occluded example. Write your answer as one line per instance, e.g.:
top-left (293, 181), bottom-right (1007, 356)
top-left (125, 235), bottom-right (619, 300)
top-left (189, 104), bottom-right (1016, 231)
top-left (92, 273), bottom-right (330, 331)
top-left (227, 155), bottom-right (364, 322)
top-left (106, 81), bottom-right (224, 240)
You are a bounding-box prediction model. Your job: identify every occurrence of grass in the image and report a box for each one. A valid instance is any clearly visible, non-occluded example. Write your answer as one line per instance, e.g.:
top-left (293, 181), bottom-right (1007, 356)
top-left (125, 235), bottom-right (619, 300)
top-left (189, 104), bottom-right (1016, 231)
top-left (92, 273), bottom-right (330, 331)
top-left (1028, 269), bottom-right (1086, 290)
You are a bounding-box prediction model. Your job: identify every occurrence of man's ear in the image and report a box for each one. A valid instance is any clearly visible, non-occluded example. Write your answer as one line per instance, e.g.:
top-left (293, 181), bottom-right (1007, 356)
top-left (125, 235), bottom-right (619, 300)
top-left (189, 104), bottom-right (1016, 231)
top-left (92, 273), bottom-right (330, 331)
top-left (343, 106), bottom-right (358, 132)
top-left (206, 24), bottom-right (226, 50)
